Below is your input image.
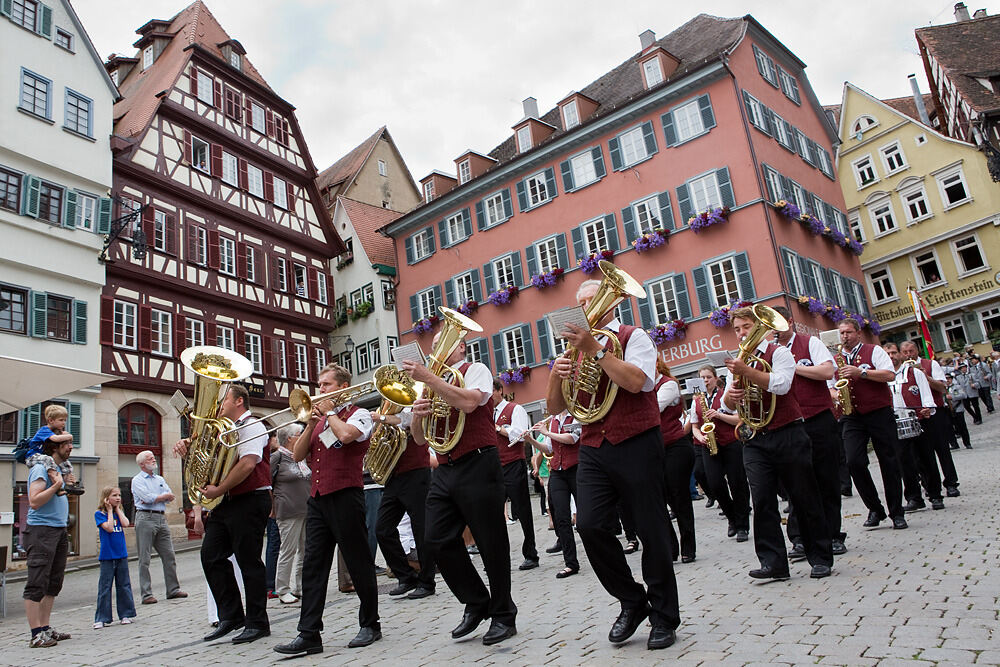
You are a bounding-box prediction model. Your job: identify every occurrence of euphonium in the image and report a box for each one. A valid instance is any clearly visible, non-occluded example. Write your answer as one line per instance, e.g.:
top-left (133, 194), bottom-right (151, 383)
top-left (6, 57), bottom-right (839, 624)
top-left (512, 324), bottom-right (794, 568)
top-left (733, 304), bottom-right (789, 440)
top-left (179, 346), bottom-right (254, 510)
top-left (697, 392), bottom-right (719, 456)
top-left (421, 307), bottom-right (483, 454)
top-left (364, 365), bottom-right (418, 485)
top-left (561, 260), bottom-right (646, 424)
top-left (833, 344), bottom-right (854, 416)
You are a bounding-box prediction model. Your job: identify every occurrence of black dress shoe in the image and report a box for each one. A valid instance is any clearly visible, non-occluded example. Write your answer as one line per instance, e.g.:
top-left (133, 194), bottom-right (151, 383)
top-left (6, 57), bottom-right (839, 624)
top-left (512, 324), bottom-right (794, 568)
top-left (831, 540), bottom-right (847, 555)
top-left (274, 635), bottom-right (323, 656)
top-left (647, 625), bottom-right (676, 650)
top-left (451, 611), bottom-right (487, 639)
top-left (545, 542), bottom-right (562, 554)
top-left (203, 620), bottom-right (244, 641)
top-left (892, 516), bottom-right (908, 529)
top-left (407, 586), bottom-right (435, 599)
top-left (347, 626), bottom-right (382, 648)
top-left (904, 499), bottom-right (926, 512)
top-left (482, 621), bottom-right (517, 645)
top-left (623, 540), bottom-right (640, 554)
top-left (736, 530), bottom-right (749, 542)
top-left (608, 604), bottom-right (650, 643)
top-left (810, 564), bottom-right (832, 579)
top-left (841, 488), bottom-right (853, 497)
top-left (388, 581), bottom-right (417, 596)
top-left (518, 558), bottom-right (539, 571)
top-left (788, 543), bottom-right (807, 562)
top-left (556, 567), bottom-right (579, 579)
top-left (931, 498), bottom-right (945, 510)
top-left (232, 627), bottom-right (270, 644)
top-left (946, 486), bottom-right (961, 497)
top-left (749, 566), bottom-right (790, 580)
top-left (706, 498), bottom-right (715, 508)
top-left (727, 524), bottom-right (737, 538)
top-left (863, 510), bottom-right (887, 527)
top-left (681, 555), bottom-right (696, 564)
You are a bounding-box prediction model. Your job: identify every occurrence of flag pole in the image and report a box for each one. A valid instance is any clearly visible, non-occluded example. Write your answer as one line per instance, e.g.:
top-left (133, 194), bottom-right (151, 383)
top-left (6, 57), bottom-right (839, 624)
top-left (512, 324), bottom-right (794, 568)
top-left (907, 285), bottom-right (935, 360)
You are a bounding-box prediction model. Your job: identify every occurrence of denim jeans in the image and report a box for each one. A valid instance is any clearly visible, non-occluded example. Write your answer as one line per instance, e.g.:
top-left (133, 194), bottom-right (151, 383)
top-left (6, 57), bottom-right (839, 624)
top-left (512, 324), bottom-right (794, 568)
top-left (265, 517), bottom-right (281, 591)
top-left (95, 558), bottom-right (136, 623)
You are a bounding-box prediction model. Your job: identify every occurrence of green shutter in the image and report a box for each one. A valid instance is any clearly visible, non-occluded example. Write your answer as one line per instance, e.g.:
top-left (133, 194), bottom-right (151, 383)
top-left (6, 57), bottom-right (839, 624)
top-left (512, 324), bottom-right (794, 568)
top-left (73, 300), bottom-right (87, 344)
top-left (462, 208), bottom-right (472, 238)
top-left (657, 191), bottom-right (674, 230)
top-left (716, 168), bottom-right (735, 209)
top-left (520, 324), bottom-right (535, 366)
top-left (0, 0), bottom-right (13, 17)
top-left (515, 180), bottom-right (528, 211)
top-left (68, 402), bottom-right (82, 447)
top-left (537, 319), bottom-right (552, 360)
top-left (637, 290), bottom-right (653, 328)
top-left (31, 290), bottom-right (47, 338)
top-left (555, 234), bottom-right (569, 270)
top-left (963, 311), bottom-right (985, 343)
top-left (603, 214), bottom-right (619, 251)
top-left (501, 189), bottom-right (513, 218)
top-left (525, 245), bottom-right (538, 277)
top-left (734, 253), bottom-right (755, 300)
top-left (63, 190), bottom-right (78, 228)
top-left (22, 176), bottom-right (41, 217)
top-left (475, 200), bottom-right (486, 230)
top-left (437, 218), bottom-right (449, 248)
top-left (571, 226), bottom-right (585, 261)
top-left (641, 121), bottom-right (658, 156)
top-left (617, 299), bottom-right (634, 326)
top-left (692, 266), bottom-right (712, 313)
top-left (409, 294), bottom-right (419, 322)
top-left (673, 274), bottom-right (692, 320)
top-left (444, 277), bottom-right (456, 308)
top-left (560, 159), bottom-right (575, 191)
top-left (492, 333), bottom-right (505, 369)
top-left (483, 262), bottom-right (495, 294)
top-left (698, 94), bottom-right (716, 131)
top-left (544, 167), bottom-right (558, 200)
top-left (510, 251), bottom-right (523, 287)
top-left (676, 184), bottom-right (692, 222)
top-left (97, 197), bottom-right (113, 233)
top-left (23, 403), bottom-right (42, 438)
top-left (38, 3), bottom-right (53, 38)
top-left (608, 137), bottom-right (622, 170)
top-left (471, 269), bottom-right (482, 302)
top-left (405, 236), bottom-right (415, 264)
top-left (621, 205), bottom-right (638, 244)
top-left (591, 146), bottom-right (606, 179)
top-left (661, 110), bottom-right (677, 147)
top-left (782, 248), bottom-right (799, 295)
top-left (929, 324), bottom-right (946, 353)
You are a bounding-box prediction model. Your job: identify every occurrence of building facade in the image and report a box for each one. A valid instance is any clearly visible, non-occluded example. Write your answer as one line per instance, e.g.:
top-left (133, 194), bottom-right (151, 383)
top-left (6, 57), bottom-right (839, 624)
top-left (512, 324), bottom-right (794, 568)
top-left (1, 0), bottom-right (118, 561)
top-left (384, 14), bottom-right (871, 415)
top-left (834, 83), bottom-right (1000, 355)
top-left (98, 1), bottom-right (343, 528)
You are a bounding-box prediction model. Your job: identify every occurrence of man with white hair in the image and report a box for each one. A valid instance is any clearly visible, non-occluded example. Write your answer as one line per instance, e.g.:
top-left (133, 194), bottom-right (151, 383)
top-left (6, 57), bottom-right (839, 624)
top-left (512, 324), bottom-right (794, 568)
top-left (271, 423), bottom-right (309, 604)
top-left (131, 450), bottom-right (187, 604)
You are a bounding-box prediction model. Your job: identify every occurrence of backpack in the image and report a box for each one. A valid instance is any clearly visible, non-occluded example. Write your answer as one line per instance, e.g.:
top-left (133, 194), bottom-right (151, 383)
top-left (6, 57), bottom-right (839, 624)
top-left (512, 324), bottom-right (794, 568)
top-left (13, 437), bottom-right (31, 464)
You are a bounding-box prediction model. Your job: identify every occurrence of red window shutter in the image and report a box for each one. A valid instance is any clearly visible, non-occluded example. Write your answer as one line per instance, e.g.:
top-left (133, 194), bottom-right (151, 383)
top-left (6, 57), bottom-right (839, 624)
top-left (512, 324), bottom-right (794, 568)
top-left (238, 159), bottom-right (248, 190)
top-left (174, 314), bottom-right (186, 355)
top-left (286, 181), bottom-right (295, 211)
top-left (165, 214), bottom-right (177, 255)
top-left (236, 331), bottom-right (246, 357)
top-left (205, 321), bottom-right (217, 346)
top-left (265, 109), bottom-right (274, 137)
top-left (99, 295), bottom-right (114, 345)
top-left (190, 68), bottom-right (198, 97)
top-left (263, 171), bottom-right (274, 202)
top-left (286, 343), bottom-right (296, 380)
top-left (142, 206), bottom-right (155, 249)
top-left (263, 336), bottom-right (273, 376)
top-left (236, 241), bottom-right (248, 279)
top-left (207, 229), bottom-right (220, 269)
top-left (186, 224), bottom-right (197, 262)
top-left (138, 304), bottom-right (152, 352)
top-left (246, 246), bottom-right (256, 283)
top-left (213, 79), bottom-right (222, 108)
top-left (183, 130), bottom-right (192, 164)
top-left (325, 273), bottom-right (332, 301)
top-left (244, 97), bottom-right (253, 125)
top-left (308, 268), bottom-right (318, 298)
top-left (210, 144), bottom-right (223, 177)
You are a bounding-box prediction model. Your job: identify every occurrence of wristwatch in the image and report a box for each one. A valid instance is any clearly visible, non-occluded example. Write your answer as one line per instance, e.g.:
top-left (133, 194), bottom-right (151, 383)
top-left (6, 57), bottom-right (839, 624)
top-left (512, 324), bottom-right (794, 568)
top-left (594, 349), bottom-right (607, 362)
top-left (860, 368), bottom-right (868, 379)
top-left (377, 414), bottom-right (386, 423)
top-left (325, 410), bottom-right (336, 417)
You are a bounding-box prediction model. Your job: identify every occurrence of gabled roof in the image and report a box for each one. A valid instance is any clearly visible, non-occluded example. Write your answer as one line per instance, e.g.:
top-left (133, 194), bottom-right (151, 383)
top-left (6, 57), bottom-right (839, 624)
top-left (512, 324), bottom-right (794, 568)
top-left (880, 94), bottom-right (935, 124)
top-left (337, 196), bottom-right (403, 268)
top-left (916, 14), bottom-right (1000, 114)
top-left (59, 0), bottom-right (119, 100)
top-left (316, 127), bottom-right (385, 193)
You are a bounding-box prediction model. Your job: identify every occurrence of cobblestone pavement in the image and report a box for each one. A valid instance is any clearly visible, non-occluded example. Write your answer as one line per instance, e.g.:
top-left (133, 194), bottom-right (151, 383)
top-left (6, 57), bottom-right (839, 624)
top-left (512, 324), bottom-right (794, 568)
top-left (2, 412), bottom-right (999, 665)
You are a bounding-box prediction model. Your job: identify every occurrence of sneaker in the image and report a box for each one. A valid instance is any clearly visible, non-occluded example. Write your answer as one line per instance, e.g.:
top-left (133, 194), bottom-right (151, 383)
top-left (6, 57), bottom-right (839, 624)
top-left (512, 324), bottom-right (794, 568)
top-left (279, 593), bottom-right (299, 604)
top-left (47, 628), bottom-right (71, 641)
top-left (93, 622), bottom-right (105, 629)
top-left (30, 631), bottom-right (57, 648)
top-left (505, 518), bottom-right (517, 525)
top-left (467, 545), bottom-right (480, 555)
top-left (120, 618), bottom-right (133, 625)
top-left (267, 590), bottom-right (280, 599)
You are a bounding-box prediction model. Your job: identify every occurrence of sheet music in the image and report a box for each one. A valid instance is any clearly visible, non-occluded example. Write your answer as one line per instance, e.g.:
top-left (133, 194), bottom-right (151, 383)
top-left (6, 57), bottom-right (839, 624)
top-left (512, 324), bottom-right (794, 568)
top-left (685, 377), bottom-right (707, 394)
top-left (545, 305), bottom-right (591, 338)
top-left (705, 350), bottom-right (735, 367)
top-left (391, 342), bottom-right (426, 369)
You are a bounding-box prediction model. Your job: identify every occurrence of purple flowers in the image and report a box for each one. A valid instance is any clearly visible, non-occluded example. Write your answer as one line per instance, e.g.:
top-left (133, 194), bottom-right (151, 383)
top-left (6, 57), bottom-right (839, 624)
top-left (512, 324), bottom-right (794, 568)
top-left (648, 319), bottom-right (687, 345)
top-left (774, 199), bottom-right (801, 220)
top-left (806, 296), bottom-right (827, 315)
top-left (413, 316), bottom-right (438, 334)
top-left (867, 319), bottom-right (882, 335)
top-left (633, 229), bottom-right (668, 253)
top-left (578, 254), bottom-right (601, 274)
top-left (499, 365), bottom-right (531, 384)
top-left (457, 300), bottom-right (478, 316)
top-left (530, 267), bottom-right (564, 289)
top-left (792, 209), bottom-right (864, 257)
top-left (689, 206), bottom-right (731, 233)
top-left (828, 305), bottom-right (847, 322)
top-left (848, 239), bottom-right (864, 256)
top-left (487, 285), bottom-right (519, 306)
top-left (806, 215), bottom-right (826, 235)
top-left (709, 308), bottom-right (731, 328)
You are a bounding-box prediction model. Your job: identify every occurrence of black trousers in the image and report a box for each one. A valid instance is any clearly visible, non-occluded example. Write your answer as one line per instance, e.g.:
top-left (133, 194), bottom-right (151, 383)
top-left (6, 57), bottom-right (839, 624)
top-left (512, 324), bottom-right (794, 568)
top-left (576, 427), bottom-right (680, 631)
top-left (950, 409), bottom-right (971, 448)
top-left (617, 498), bottom-right (637, 542)
top-left (376, 468), bottom-right (435, 590)
top-left (788, 410), bottom-right (845, 544)
top-left (425, 447), bottom-right (515, 625)
top-left (692, 447), bottom-right (711, 500)
top-left (548, 465), bottom-right (579, 570)
top-left (963, 397), bottom-right (982, 422)
top-left (841, 406), bottom-right (904, 519)
top-left (743, 421), bottom-right (832, 571)
top-left (663, 438), bottom-right (696, 560)
top-left (502, 460), bottom-right (538, 562)
top-left (923, 410), bottom-right (958, 488)
top-left (700, 441), bottom-right (751, 532)
top-left (201, 491), bottom-right (271, 630)
top-left (299, 489), bottom-right (379, 637)
top-left (898, 422), bottom-right (944, 501)
top-left (977, 387), bottom-right (994, 413)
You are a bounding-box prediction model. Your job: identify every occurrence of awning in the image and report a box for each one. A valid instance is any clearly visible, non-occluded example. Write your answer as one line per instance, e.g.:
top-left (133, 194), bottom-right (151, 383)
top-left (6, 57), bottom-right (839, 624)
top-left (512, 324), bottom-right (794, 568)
top-left (0, 355), bottom-right (120, 413)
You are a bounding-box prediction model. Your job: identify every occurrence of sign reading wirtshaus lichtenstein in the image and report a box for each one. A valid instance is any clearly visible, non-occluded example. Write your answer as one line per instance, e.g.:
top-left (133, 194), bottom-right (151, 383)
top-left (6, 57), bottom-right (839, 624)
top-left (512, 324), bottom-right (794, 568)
top-left (874, 276), bottom-right (997, 324)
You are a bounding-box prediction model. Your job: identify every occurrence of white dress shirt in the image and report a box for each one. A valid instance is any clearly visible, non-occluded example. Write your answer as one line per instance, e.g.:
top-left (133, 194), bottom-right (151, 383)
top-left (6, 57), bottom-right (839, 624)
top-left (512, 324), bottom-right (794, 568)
top-left (845, 341), bottom-right (893, 371)
top-left (785, 333), bottom-right (835, 366)
top-left (597, 319), bottom-right (656, 392)
top-left (494, 399), bottom-right (530, 444)
top-left (462, 362), bottom-right (494, 406)
top-left (891, 365), bottom-right (935, 415)
top-left (722, 341), bottom-right (795, 410)
top-left (233, 410), bottom-right (271, 490)
top-left (655, 377), bottom-right (681, 412)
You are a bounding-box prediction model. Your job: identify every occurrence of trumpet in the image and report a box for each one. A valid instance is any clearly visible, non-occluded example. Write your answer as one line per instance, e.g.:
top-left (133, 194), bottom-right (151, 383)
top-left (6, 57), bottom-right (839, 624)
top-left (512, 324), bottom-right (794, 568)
top-left (833, 345), bottom-right (854, 416)
top-left (697, 392), bottom-right (718, 455)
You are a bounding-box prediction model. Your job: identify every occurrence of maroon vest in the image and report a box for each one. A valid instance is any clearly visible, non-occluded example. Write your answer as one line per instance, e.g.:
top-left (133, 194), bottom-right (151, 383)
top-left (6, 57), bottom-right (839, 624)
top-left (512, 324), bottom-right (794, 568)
top-left (434, 362), bottom-right (497, 464)
top-left (308, 404), bottom-right (370, 496)
top-left (694, 387), bottom-right (737, 447)
top-left (579, 326), bottom-right (661, 448)
top-left (899, 367), bottom-right (929, 418)
top-left (655, 376), bottom-right (686, 444)
top-left (919, 358), bottom-right (945, 408)
top-left (550, 413), bottom-right (579, 470)
top-left (786, 334), bottom-right (835, 419)
top-left (229, 417), bottom-right (271, 496)
top-left (393, 432), bottom-right (429, 476)
top-left (495, 401), bottom-right (525, 465)
top-left (753, 343), bottom-right (803, 431)
top-left (844, 343), bottom-right (893, 414)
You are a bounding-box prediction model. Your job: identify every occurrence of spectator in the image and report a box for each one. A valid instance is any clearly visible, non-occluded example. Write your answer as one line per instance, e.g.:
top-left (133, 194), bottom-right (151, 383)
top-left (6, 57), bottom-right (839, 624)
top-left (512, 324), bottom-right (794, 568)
top-left (131, 451), bottom-right (187, 604)
top-left (94, 486), bottom-right (136, 628)
top-left (265, 434), bottom-right (281, 599)
top-left (271, 424), bottom-right (309, 604)
top-left (25, 405), bottom-right (82, 496)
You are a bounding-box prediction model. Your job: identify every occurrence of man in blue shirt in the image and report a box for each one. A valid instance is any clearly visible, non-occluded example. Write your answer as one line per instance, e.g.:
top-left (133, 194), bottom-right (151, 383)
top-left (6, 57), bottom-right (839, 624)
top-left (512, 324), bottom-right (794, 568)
top-left (23, 438), bottom-right (73, 648)
top-left (131, 450), bottom-right (186, 604)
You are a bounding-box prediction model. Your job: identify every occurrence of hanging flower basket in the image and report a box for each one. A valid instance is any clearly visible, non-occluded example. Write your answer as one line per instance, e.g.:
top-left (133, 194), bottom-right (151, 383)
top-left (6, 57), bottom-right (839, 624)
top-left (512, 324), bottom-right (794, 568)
top-left (848, 239), bottom-right (863, 256)
top-left (633, 228), bottom-right (669, 253)
top-left (689, 206), bottom-right (731, 233)
top-left (578, 250), bottom-right (615, 274)
top-left (709, 300), bottom-right (752, 328)
top-left (349, 301), bottom-right (373, 321)
top-left (530, 267), bottom-right (564, 289)
top-left (413, 315), bottom-right (439, 334)
top-left (457, 300), bottom-right (478, 316)
top-left (791, 208), bottom-right (865, 257)
top-left (773, 199), bottom-right (801, 220)
top-left (487, 284), bottom-right (519, 306)
top-left (499, 365), bottom-right (531, 384)
top-left (797, 296), bottom-right (880, 333)
top-left (648, 319), bottom-right (687, 345)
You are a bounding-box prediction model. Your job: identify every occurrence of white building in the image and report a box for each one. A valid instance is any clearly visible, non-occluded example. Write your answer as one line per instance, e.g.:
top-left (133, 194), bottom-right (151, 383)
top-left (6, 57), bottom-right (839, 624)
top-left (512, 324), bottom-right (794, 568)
top-left (1, 0), bottom-right (118, 562)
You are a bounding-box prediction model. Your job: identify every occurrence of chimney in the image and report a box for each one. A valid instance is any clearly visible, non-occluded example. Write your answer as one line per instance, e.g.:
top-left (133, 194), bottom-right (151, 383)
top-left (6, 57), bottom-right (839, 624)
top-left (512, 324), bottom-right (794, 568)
top-left (972, 8), bottom-right (988, 18)
top-left (954, 2), bottom-right (971, 21)
top-left (908, 74), bottom-right (931, 125)
top-left (521, 97), bottom-right (539, 120)
top-left (639, 29), bottom-right (656, 50)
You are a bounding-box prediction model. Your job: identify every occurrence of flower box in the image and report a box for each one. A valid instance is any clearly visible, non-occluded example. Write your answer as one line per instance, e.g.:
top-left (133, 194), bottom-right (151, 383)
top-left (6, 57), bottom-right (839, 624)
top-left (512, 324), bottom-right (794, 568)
top-left (529, 267), bottom-right (564, 289)
top-left (499, 365), bottom-right (531, 384)
top-left (487, 284), bottom-right (519, 306)
top-left (633, 228), bottom-right (669, 253)
top-left (688, 206), bottom-right (730, 233)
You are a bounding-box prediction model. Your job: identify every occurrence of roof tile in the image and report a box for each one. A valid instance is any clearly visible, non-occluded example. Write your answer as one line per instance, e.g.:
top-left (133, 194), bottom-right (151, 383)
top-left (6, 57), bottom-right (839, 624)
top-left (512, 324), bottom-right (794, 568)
top-left (916, 15), bottom-right (1000, 114)
top-left (338, 196), bottom-right (402, 269)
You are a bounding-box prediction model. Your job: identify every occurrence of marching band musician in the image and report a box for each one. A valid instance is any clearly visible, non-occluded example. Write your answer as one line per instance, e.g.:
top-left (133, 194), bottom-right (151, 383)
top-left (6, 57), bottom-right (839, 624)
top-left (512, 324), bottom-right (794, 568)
top-left (491, 381), bottom-right (539, 572)
top-left (885, 343), bottom-right (946, 512)
top-left (404, 335), bottom-right (518, 646)
top-left (689, 366), bottom-right (750, 543)
top-left (174, 384), bottom-right (272, 645)
top-left (537, 409), bottom-right (582, 579)
top-left (835, 319), bottom-right (907, 530)
top-left (374, 409), bottom-right (437, 600)
top-left (771, 306), bottom-right (847, 559)
top-left (721, 307), bottom-right (832, 581)
top-left (654, 360), bottom-right (696, 564)
top-left (546, 279), bottom-right (680, 651)
top-left (274, 363), bottom-right (379, 655)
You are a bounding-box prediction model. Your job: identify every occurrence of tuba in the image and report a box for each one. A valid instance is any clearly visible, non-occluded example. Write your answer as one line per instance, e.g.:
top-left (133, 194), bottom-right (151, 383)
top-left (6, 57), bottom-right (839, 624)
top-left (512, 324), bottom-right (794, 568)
top-left (733, 304), bottom-right (789, 440)
top-left (364, 365), bottom-right (419, 485)
top-left (560, 260), bottom-right (646, 424)
top-left (179, 346), bottom-right (254, 510)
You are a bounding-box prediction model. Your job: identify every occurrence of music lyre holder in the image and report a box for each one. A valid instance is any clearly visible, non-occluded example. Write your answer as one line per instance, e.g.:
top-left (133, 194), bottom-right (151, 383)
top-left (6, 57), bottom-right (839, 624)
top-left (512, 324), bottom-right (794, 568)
top-left (98, 197), bottom-right (149, 264)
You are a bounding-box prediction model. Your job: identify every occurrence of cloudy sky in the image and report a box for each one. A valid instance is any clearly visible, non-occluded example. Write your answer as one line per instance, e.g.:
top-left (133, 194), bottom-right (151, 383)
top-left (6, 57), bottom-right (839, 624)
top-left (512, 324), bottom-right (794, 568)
top-left (73, 0), bottom-right (993, 185)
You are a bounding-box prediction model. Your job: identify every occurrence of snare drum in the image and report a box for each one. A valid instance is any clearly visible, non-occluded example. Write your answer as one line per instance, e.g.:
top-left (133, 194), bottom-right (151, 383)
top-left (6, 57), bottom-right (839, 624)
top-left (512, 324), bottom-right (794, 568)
top-left (896, 415), bottom-right (923, 440)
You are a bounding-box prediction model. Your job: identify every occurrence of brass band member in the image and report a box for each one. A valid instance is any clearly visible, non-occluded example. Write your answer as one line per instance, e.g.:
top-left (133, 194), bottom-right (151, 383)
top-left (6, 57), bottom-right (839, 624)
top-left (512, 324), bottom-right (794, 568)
top-left (375, 409), bottom-right (436, 599)
top-left (173, 384), bottom-right (271, 644)
top-left (274, 364), bottom-right (379, 655)
top-left (771, 306), bottom-right (847, 559)
top-left (547, 279), bottom-right (680, 651)
top-left (722, 307), bottom-right (832, 580)
top-left (405, 336), bottom-right (517, 646)
top-left (689, 366), bottom-right (749, 542)
top-left (836, 319), bottom-right (907, 530)
top-left (538, 409), bottom-right (582, 579)
top-left (491, 381), bottom-right (539, 571)
top-left (654, 361), bottom-right (696, 564)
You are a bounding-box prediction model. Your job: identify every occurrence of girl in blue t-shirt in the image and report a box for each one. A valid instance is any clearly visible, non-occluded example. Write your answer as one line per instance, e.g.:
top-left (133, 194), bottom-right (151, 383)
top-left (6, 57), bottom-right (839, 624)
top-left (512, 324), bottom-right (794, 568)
top-left (94, 487), bottom-right (136, 628)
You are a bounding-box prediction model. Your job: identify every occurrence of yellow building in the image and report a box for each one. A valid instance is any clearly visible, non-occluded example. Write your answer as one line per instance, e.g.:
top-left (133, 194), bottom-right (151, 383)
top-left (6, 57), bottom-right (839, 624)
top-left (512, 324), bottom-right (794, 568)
top-left (833, 82), bottom-right (1000, 356)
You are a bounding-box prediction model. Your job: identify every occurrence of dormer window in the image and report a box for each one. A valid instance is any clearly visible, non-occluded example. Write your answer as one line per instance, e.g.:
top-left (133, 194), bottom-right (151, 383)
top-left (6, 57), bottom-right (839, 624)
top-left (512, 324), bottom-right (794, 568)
top-left (458, 159), bottom-right (471, 184)
top-left (516, 126), bottom-right (532, 152)
top-left (229, 50), bottom-right (241, 70)
top-left (642, 58), bottom-right (663, 87)
top-left (561, 101), bottom-right (579, 129)
top-left (851, 115), bottom-right (878, 136)
top-left (142, 45), bottom-right (153, 70)
top-left (110, 69), bottom-right (119, 86)
top-left (423, 181), bottom-right (435, 203)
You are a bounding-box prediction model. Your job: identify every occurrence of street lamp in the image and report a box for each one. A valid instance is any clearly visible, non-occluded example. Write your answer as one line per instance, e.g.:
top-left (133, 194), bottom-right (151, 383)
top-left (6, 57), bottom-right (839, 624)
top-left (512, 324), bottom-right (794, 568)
top-left (331, 334), bottom-right (355, 356)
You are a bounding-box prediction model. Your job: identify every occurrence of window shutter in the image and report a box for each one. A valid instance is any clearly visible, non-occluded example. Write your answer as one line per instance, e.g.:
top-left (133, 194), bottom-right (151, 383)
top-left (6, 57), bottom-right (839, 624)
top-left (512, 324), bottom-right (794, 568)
top-left (544, 167), bottom-right (558, 200)
top-left (657, 191), bottom-right (674, 231)
top-left (236, 332), bottom-right (246, 358)
top-left (211, 79), bottom-right (222, 108)
top-left (660, 110), bottom-right (677, 147)
top-left (537, 319), bottom-right (552, 360)
top-left (799, 257), bottom-right (817, 296)
top-left (97, 197), bottom-right (113, 234)
top-left (21, 176), bottom-right (40, 217)
top-left (265, 109), bottom-right (275, 137)
top-left (210, 144), bottom-right (222, 177)
top-left (822, 268), bottom-right (836, 300)
top-left (560, 159), bottom-right (575, 191)
top-left (62, 190), bottom-right (77, 228)
top-left (637, 293), bottom-right (653, 328)
top-left (475, 201), bottom-right (486, 230)
top-left (163, 214), bottom-right (176, 255)
top-left (207, 230), bottom-right (220, 269)
top-left (673, 274), bottom-right (692, 320)
top-left (483, 262), bottom-right (495, 295)
top-left (698, 94), bottom-right (716, 131)
top-left (432, 285), bottom-right (443, 314)
top-left (742, 91), bottom-right (755, 127)
top-left (99, 295), bottom-right (114, 345)
top-left (30, 291), bottom-right (47, 338)
top-left (525, 245), bottom-right (538, 277)
top-left (641, 121), bottom-right (658, 156)
top-left (67, 402), bottom-right (81, 447)
top-left (515, 180), bottom-right (528, 211)
top-left (71, 299), bottom-right (87, 344)
top-left (571, 226), bottom-right (585, 262)
top-left (462, 208), bottom-right (472, 238)
top-left (244, 97), bottom-right (253, 125)
top-left (264, 171), bottom-right (275, 202)
top-left (307, 267), bottom-right (319, 299)
top-left (409, 294), bottom-right (419, 323)
top-left (963, 311), bottom-right (985, 343)
top-left (437, 218), bottom-right (449, 248)
top-left (768, 60), bottom-right (778, 86)
top-left (444, 278), bottom-right (456, 308)
top-left (823, 203), bottom-right (837, 227)
top-left (716, 167), bottom-right (735, 209)
top-left (929, 324), bottom-right (945, 352)
top-left (778, 175), bottom-right (793, 201)
top-left (520, 324), bottom-right (535, 365)
top-left (426, 227), bottom-right (436, 254)
top-left (204, 321), bottom-right (217, 347)
top-left (142, 205), bottom-right (154, 246)
top-left (286, 343), bottom-right (296, 379)
top-left (676, 184), bottom-right (692, 223)
top-left (138, 304), bottom-right (152, 352)
top-left (501, 189), bottom-right (513, 218)
top-left (23, 403), bottom-right (42, 439)
top-left (555, 233), bottom-right (569, 270)
top-left (761, 106), bottom-right (775, 135)
top-left (753, 46), bottom-right (766, 76)
top-left (39, 3), bottom-right (52, 38)
top-left (762, 165), bottom-right (776, 201)
top-left (839, 276), bottom-right (856, 311)
top-left (262, 336), bottom-right (273, 376)
top-left (591, 146), bottom-right (606, 179)
top-left (183, 130), bottom-right (192, 164)
top-left (286, 182), bottom-right (295, 211)
top-left (510, 251), bottom-right (523, 287)
top-left (492, 333), bottom-right (505, 370)
top-left (608, 137), bottom-right (623, 170)
top-left (189, 67), bottom-right (198, 96)
top-left (618, 298), bottom-right (635, 326)
top-left (238, 159), bottom-right (248, 190)
top-left (174, 314), bottom-right (186, 355)
top-left (405, 236), bottom-right (415, 264)
top-left (471, 269), bottom-right (482, 302)
top-left (782, 249), bottom-right (798, 295)
top-left (692, 266), bottom-right (712, 313)
top-left (783, 121), bottom-right (795, 150)
top-left (603, 214), bottom-right (619, 251)
top-left (621, 205), bottom-right (638, 244)
top-left (0, 0), bottom-right (10, 16)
